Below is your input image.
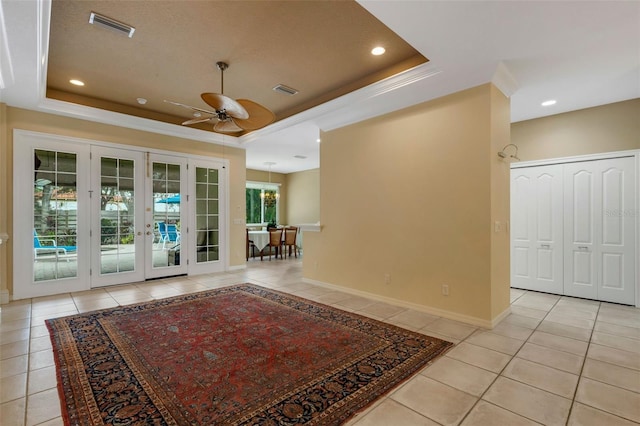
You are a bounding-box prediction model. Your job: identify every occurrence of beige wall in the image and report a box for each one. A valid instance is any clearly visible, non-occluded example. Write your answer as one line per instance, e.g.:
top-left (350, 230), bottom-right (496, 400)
top-left (0, 106), bottom-right (246, 298)
top-left (286, 168), bottom-right (320, 225)
top-left (303, 84), bottom-right (511, 324)
top-left (512, 98), bottom-right (640, 161)
top-left (246, 169), bottom-right (287, 225)
top-left (490, 85), bottom-right (512, 319)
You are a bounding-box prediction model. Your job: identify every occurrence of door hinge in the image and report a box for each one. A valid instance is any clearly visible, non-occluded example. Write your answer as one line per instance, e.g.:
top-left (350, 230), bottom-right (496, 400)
top-left (90, 230), bottom-right (92, 237)
top-left (89, 268), bottom-right (92, 276)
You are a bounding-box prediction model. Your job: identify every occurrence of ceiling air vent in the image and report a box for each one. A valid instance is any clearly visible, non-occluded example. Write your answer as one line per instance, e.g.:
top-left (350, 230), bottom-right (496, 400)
top-left (89, 12), bottom-right (135, 38)
top-left (273, 84), bottom-right (299, 96)
top-left (293, 155), bottom-right (307, 159)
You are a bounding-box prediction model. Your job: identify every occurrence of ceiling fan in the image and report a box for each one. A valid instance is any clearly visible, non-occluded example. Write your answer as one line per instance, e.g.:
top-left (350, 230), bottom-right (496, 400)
top-left (165, 61), bottom-right (275, 133)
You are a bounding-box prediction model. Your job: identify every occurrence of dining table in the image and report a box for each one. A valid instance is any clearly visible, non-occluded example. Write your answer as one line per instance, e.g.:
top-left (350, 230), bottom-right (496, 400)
top-left (248, 230), bottom-right (271, 253)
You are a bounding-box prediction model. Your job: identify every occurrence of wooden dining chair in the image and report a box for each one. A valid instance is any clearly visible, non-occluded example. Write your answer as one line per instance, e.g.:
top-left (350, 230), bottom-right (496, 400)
top-left (283, 226), bottom-right (299, 258)
top-left (246, 229), bottom-right (257, 261)
top-left (264, 228), bottom-right (283, 261)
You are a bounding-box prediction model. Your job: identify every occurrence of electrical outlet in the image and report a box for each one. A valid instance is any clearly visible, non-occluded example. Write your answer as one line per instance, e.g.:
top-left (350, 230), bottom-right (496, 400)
top-left (442, 284), bottom-right (449, 296)
top-left (384, 273), bottom-right (391, 285)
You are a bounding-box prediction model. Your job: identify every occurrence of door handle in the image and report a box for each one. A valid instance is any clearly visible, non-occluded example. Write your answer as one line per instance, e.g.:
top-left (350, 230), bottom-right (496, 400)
top-left (540, 244), bottom-right (550, 249)
top-left (137, 231), bottom-right (142, 236)
top-left (146, 231), bottom-right (152, 236)
top-left (578, 246), bottom-right (589, 251)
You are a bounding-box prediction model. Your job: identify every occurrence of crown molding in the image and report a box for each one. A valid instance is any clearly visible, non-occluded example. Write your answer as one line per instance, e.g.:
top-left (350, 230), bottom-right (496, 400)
top-left (240, 63), bottom-right (442, 144)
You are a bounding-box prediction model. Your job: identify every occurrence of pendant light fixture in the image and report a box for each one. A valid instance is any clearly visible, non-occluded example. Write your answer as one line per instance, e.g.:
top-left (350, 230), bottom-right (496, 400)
top-left (261, 162), bottom-right (279, 207)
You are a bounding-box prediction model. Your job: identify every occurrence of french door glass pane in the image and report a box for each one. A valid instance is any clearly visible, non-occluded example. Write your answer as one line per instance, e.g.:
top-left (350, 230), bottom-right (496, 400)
top-left (100, 157), bottom-right (135, 274)
top-left (152, 162), bottom-right (181, 267)
top-left (33, 149), bottom-right (78, 281)
top-left (195, 167), bottom-right (219, 263)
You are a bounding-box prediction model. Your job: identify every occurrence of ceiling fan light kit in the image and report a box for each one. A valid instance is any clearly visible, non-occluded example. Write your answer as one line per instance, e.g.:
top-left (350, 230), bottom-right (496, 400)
top-left (165, 61), bottom-right (275, 134)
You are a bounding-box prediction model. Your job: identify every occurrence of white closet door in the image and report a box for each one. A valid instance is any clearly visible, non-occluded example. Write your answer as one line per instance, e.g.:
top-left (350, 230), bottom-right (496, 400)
top-left (564, 157), bottom-right (636, 304)
top-left (511, 165), bottom-right (563, 293)
top-left (564, 162), bottom-right (597, 299)
top-left (598, 157), bottom-right (636, 304)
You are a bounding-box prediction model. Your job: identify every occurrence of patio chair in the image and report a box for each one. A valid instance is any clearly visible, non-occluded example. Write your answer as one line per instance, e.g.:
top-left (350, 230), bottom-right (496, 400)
top-left (33, 230), bottom-right (77, 262)
top-left (158, 222), bottom-right (180, 249)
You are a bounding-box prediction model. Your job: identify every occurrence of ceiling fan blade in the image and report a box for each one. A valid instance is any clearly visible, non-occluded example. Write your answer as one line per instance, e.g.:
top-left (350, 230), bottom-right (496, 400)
top-left (181, 117), bottom-right (214, 126)
top-left (214, 120), bottom-right (244, 133)
top-left (233, 99), bottom-right (276, 131)
top-left (164, 99), bottom-right (216, 115)
top-left (201, 93), bottom-right (249, 119)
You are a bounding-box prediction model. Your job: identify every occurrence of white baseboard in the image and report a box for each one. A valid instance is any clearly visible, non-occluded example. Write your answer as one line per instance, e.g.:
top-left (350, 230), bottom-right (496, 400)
top-left (228, 264), bottom-right (247, 272)
top-left (490, 306), bottom-right (512, 328)
top-left (303, 278), bottom-right (506, 329)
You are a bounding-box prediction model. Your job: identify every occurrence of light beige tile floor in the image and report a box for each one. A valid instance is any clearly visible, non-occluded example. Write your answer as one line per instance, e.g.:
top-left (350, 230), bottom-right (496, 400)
top-left (1, 258), bottom-right (639, 425)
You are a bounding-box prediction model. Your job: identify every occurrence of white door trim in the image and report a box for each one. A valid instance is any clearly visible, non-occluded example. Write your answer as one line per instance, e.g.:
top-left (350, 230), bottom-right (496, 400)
top-left (512, 150), bottom-right (639, 169)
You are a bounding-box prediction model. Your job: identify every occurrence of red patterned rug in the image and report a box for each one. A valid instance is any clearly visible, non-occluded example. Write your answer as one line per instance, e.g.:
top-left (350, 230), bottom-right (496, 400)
top-left (47, 284), bottom-right (452, 425)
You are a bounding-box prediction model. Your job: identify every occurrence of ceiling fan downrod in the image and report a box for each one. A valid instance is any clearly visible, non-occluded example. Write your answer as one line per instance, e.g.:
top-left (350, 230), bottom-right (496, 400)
top-left (216, 61), bottom-right (228, 94)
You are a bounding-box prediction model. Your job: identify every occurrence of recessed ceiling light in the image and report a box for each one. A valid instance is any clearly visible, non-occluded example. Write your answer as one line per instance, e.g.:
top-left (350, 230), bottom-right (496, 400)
top-left (193, 112), bottom-right (202, 118)
top-left (69, 79), bottom-right (85, 86)
top-left (316, 138), bottom-right (321, 143)
top-left (541, 99), bottom-right (557, 107)
top-left (136, 97), bottom-right (147, 105)
top-left (371, 46), bottom-right (385, 56)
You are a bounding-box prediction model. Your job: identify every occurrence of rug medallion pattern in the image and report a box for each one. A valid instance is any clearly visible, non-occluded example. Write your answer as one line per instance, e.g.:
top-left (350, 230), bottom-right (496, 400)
top-left (47, 284), bottom-right (453, 425)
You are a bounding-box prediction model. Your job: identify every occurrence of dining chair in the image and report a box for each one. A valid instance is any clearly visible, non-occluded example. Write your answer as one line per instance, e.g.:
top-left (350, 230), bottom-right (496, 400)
top-left (283, 226), bottom-right (299, 258)
top-left (246, 228), bottom-right (258, 260)
top-left (264, 228), bottom-right (283, 261)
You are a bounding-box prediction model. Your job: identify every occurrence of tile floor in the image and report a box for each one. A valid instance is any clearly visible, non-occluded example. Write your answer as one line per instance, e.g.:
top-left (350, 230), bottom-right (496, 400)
top-left (1, 258), bottom-right (639, 425)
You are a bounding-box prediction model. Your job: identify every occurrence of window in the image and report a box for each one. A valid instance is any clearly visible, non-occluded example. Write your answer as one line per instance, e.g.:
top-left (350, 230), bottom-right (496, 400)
top-left (246, 182), bottom-right (280, 225)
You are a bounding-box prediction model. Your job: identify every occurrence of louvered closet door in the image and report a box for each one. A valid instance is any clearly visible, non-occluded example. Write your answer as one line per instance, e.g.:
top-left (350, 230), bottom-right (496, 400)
top-left (510, 165), bottom-right (563, 293)
top-left (564, 157), bottom-right (636, 304)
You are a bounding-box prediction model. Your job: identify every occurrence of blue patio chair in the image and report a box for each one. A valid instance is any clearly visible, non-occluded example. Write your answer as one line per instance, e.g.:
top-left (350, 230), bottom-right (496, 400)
top-left (157, 222), bottom-right (180, 249)
top-left (33, 230), bottom-right (77, 262)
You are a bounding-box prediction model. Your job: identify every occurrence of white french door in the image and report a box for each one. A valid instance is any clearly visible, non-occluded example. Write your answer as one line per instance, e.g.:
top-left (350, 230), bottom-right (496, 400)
top-left (564, 157), bottom-right (636, 304)
top-left (90, 147), bottom-right (146, 287)
top-left (13, 130), bottom-right (228, 300)
top-left (511, 165), bottom-right (563, 294)
top-left (145, 154), bottom-right (189, 279)
top-left (187, 159), bottom-right (227, 275)
top-left (14, 132), bottom-right (91, 299)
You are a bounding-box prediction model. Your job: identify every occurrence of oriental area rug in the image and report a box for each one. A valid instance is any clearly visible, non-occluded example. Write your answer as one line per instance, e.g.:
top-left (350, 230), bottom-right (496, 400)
top-left (46, 284), bottom-right (453, 425)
